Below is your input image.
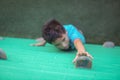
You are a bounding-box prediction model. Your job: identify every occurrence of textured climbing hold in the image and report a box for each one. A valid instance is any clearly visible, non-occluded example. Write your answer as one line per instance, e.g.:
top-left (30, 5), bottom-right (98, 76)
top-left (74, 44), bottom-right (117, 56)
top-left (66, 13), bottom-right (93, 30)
top-left (103, 41), bottom-right (115, 48)
top-left (75, 56), bottom-right (92, 69)
top-left (0, 48), bottom-right (7, 60)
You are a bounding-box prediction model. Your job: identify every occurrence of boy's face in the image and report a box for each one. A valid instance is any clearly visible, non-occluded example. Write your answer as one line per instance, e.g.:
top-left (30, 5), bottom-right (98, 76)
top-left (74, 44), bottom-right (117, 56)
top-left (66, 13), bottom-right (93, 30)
top-left (52, 32), bottom-right (70, 50)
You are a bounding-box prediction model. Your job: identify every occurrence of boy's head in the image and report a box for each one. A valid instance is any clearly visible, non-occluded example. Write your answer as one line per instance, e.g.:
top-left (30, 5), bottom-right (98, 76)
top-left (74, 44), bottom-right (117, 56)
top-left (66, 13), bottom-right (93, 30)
top-left (42, 19), bottom-right (70, 50)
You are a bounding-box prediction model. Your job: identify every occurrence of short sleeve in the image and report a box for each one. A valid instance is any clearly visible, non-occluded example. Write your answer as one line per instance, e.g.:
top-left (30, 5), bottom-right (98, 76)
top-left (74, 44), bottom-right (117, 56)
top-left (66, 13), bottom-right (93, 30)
top-left (68, 25), bottom-right (86, 43)
top-left (64, 24), bottom-right (86, 49)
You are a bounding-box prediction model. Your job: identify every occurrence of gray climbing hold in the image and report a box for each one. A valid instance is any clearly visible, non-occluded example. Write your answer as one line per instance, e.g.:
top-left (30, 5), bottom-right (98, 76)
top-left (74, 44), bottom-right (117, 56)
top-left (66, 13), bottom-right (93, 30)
top-left (75, 56), bottom-right (92, 69)
top-left (0, 48), bottom-right (7, 60)
top-left (103, 41), bottom-right (115, 48)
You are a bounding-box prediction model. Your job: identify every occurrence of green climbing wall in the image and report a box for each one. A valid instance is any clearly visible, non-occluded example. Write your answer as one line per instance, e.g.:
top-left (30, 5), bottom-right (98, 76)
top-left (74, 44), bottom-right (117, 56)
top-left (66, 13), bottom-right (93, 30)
top-left (0, 37), bottom-right (120, 80)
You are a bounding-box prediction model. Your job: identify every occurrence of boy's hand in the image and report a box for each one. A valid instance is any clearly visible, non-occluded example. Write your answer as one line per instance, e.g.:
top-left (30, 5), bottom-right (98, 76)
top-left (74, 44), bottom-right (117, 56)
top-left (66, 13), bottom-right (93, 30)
top-left (30, 43), bottom-right (38, 46)
top-left (30, 42), bottom-right (46, 46)
top-left (36, 37), bottom-right (45, 42)
top-left (72, 51), bottom-right (93, 63)
top-left (30, 37), bottom-right (46, 46)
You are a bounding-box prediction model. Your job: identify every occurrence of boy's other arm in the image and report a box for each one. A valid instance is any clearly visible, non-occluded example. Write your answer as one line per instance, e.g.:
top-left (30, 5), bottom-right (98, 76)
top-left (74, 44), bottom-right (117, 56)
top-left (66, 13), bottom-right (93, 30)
top-left (30, 38), bottom-right (46, 46)
top-left (31, 41), bottom-right (46, 46)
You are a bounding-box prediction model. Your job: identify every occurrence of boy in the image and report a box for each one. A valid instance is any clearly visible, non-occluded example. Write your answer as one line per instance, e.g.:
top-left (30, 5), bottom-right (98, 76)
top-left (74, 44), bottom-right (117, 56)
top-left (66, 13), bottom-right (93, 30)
top-left (32, 19), bottom-right (93, 63)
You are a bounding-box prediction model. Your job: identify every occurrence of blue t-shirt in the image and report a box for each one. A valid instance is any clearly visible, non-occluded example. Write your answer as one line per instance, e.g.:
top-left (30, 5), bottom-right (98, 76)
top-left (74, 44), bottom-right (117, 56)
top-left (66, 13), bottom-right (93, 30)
top-left (63, 24), bottom-right (86, 49)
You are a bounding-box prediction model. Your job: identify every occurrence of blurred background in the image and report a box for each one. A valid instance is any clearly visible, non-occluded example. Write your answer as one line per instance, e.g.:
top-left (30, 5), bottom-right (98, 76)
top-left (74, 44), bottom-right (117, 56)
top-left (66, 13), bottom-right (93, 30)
top-left (0, 0), bottom-right (120, 45)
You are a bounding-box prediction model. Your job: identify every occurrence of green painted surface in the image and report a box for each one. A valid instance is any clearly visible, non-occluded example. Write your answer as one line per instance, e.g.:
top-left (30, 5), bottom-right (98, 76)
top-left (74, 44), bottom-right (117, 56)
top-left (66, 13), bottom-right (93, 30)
top-left (0, 37), bottom-right (120, 80)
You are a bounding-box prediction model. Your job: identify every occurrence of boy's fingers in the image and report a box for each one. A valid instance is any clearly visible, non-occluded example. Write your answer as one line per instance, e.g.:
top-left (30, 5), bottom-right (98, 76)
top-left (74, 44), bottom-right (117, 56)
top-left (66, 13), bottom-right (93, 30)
top-left (86, 52), bottom-right (93, 59)
top-left (72, 55), bottom-right (79, 63)
top-left (88, 55), bottom-right (93, 59)
top-left (83, 52), bottom-right (93, 59)
top-left (72, 59), bottom-right (75, 63)
top-left (30, 44), bottom-right (34, 46)
top-left (30, 43), bottom-right (36, 46)
top-left (72, 58), bottom-right (76, 63)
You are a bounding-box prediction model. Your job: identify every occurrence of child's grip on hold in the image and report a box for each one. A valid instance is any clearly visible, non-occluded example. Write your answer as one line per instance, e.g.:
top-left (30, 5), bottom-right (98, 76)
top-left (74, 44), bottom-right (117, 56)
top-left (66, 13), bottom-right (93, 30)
top-left (30, 19), bottom-right (93, 68)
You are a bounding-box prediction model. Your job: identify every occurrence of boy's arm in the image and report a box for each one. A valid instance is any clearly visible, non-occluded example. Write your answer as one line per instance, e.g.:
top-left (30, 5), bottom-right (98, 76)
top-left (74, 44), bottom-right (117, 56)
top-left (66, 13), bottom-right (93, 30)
top-left (31, 41), bottom-right (46, 46)
top-left (73, 39), bottom-right (93, 63)
top-left (30, 38), bottom-right (46, 46)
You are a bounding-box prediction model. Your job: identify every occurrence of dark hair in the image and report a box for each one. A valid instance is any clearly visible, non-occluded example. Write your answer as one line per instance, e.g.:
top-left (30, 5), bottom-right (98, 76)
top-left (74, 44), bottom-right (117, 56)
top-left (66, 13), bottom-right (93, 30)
top-left (42, 19), bottom-right (66, 44)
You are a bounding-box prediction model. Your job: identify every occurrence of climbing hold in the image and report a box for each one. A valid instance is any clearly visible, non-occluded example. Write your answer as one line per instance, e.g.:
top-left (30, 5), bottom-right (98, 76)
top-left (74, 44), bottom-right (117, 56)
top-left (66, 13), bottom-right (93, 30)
top-left (75, 56), bottom-right (92, 69)
top-left (103, 41), bottom-right (115, 48)
top-left (0, 48), bottom-right (7, 60)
